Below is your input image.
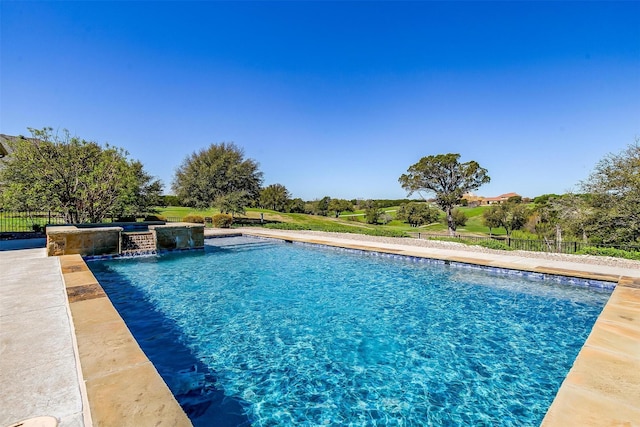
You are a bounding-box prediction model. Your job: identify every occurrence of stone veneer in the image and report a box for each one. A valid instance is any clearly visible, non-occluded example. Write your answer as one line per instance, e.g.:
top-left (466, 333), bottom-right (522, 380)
top-left (47, 226), bottom-right (122, 257)
top-left (149, 223), bottom-right (205, 251)
top-left (46, 223), bottom-right (205, 257)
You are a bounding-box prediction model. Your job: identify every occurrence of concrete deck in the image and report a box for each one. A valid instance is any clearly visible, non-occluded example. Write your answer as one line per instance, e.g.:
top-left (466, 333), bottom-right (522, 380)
top-left (2, 230), bottom-right (639, 425)
top-left (0, 247), bottom-right (86, 427)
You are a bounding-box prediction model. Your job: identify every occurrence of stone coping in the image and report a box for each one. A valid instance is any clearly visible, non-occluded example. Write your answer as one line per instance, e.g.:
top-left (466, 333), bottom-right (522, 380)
top-left (47, 225), bottom-right (123, 235)
top-left (148, 222), bottom-right (205, 229)
top-left (59, 254), bottom-right (191, 426)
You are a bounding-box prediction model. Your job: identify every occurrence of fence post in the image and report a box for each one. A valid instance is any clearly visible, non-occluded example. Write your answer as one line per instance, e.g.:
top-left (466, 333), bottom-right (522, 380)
top-left (508, 237), bottom-right (511, 247)
top-left (574, 241), bottom-right (577, 253)
top-left (418, 232), bottom-right (421, 239)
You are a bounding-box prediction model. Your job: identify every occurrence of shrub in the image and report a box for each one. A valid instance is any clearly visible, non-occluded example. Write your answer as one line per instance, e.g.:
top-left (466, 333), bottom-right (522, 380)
top-left (473, 240), bottom-right (513, 251)
top-left (451, 208), bottom-right (467, 227)
top-left (144, 214), bottom-right (166, 222)
top-left (115, 216), bottom-right (137, 222)
top-left (182, 214), bottom-right (205, 224)
top-left (577, 246), bottom-right (640, 261)
top-left (212, 213), bottom-right (233, 228)
top-left (429, 237), bottom-right (513, 251)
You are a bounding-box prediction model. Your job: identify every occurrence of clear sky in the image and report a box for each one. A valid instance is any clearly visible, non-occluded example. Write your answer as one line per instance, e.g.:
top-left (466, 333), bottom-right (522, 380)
top-left (1, 1), bottom-right (639, 201)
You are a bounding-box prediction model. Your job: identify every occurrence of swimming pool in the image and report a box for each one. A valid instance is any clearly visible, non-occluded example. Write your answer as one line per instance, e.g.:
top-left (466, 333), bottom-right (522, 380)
top-left (88, 236), bottom-right (611, 426)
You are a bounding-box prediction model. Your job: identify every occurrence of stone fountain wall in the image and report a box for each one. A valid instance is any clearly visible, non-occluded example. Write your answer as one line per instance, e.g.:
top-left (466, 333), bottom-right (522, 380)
top-left (46, 223), bottom-right (205, 257)
top-left (47, 226), bottom-right (122, 257)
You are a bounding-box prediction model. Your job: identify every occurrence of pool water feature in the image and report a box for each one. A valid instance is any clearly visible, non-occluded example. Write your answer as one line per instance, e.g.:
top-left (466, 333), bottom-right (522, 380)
top-left (88, 236), bottom-right (611, 426)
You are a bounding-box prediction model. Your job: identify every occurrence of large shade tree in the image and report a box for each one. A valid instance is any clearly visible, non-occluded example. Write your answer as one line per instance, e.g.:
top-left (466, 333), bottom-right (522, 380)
top-left (399, 153), bottom-right (490, 235)
top-left (0, 127), bottom-right (162, 223)
top-left (172, 142), bottom-right (263, 214)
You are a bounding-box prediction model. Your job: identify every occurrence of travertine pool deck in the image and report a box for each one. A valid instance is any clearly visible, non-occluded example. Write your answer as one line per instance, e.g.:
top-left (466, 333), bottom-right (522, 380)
top-left (2, 230), bottom-right (639, 426)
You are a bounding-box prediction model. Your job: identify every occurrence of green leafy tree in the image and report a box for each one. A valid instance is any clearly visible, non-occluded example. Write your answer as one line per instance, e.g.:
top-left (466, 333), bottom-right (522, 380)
top-left (399, 153), bottom-right (490, 235)
top-left (507, 195), bottom-right (522, 204)
top-left (314, 196), bottom-right (331, 216)
top-left (482, 205), bottom-right (503, 236)
top-left (451, 208), bottom-right (468, 228)
top-left (287, 198), bottom-right (306, 213)
top-left (215, 191), bottom-right (252, 216)
top-left (495, 202), bottom-right (529, 236)
top-left (0, 127), bottom-right (162, 223)
top-left (579, 141), bottom-right (640, 244)
top-left (396, 202), bottom-right (439, 227)
top-left (365, 207), bottom-right (382, 224)
top-left (361, 199), bottom-right (382, 224)
top-left (328, 199), bottom-right (354, 218)
top-left (172, 142), bottom-right (263, 211)
top-left (161, 195), bottom-right (180, 207)
top-left (553, 194), bottom-right (594, 242)
top-left (260, 183), bottom-right (291, 212)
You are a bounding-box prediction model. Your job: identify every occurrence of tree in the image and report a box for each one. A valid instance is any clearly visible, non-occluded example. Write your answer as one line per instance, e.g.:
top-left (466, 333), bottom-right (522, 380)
top-left (579, 141), bottom-right (640, 244)
top-left (328, 199), bottom-right (353, 218)
top-left (482, 206), bottom-right (502, 237)
top-left (396, 202), bottom-right (439, 227)
top-left (313, 196), bottom-right (331, 216)
top-left (357, 199), bottom-right (381, 224)
top-left (0, 127), bottom-right (162, 223)
top-left (287, 198), bottom-right (306, 213)
top-left (543, 194), bottom-right (591, 242)
top-left (172, 142), bottom-right (263, 211)
top-left (494, 202), bottom-right (529, 236)
top-left (260, 184), bottom-right (291, 212)
top-left (451, 208), bottom-right (468, 228)
top-left (215, 191), bottom-right (252, 216)
top-left (399, 153), bottom-right (490, 235)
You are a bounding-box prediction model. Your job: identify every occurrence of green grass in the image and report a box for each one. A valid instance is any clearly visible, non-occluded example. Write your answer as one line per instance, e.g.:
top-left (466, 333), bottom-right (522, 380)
top-left (157, 206), bottom-right (220, 219)
top-left (154, 204), bottom-right (525, 238)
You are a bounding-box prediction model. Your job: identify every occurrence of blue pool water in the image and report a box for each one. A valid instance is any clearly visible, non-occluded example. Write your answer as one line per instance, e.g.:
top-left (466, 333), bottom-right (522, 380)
top-left (88, 236), bottom-right (611, 426)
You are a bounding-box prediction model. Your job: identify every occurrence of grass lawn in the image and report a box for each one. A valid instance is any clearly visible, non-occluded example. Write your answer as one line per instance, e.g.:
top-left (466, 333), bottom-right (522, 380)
top-left (156, 204), bottom-right (510, 237)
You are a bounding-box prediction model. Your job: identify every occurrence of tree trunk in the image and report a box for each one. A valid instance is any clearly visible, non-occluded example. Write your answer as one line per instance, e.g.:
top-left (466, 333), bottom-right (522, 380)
top-left (446, 206), bottom-right (456, 236)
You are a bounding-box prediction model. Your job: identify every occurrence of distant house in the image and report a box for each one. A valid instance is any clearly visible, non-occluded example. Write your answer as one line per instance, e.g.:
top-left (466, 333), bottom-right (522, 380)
top-left (484, 192), bottom-right (520, 205)
top-left (462, 192), bottom-right (485, 207)
top-left (462, 192), bottom-right (521, 206)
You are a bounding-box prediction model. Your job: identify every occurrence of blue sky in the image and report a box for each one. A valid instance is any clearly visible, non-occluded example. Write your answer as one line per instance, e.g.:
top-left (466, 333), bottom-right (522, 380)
top-left (1, 1), bottom-right (639, 200)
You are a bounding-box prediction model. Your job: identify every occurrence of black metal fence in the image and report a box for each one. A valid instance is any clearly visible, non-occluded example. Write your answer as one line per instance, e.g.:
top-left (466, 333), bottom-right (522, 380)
top-left (0, 210), bottom-right (67, 233)
top-left (409, 232), bottom-right (640, 254)
top-left (0, 210), bottom-right (181, 233)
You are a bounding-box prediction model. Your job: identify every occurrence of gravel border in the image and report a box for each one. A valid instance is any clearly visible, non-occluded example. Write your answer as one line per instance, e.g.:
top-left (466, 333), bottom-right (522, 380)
top-left (274, 230), bottom-right (640, 270)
